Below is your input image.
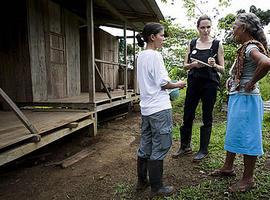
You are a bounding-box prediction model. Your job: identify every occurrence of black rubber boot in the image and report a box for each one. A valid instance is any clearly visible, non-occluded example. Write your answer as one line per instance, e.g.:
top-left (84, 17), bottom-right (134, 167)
top-left (172, 126), bottom-right (192, 158)
top-left (193, 126), bottom-right (211, 161)
top-left (148, 160), bottom-right (174, 197)
top-left (136, 157), bottom-right (149, 191)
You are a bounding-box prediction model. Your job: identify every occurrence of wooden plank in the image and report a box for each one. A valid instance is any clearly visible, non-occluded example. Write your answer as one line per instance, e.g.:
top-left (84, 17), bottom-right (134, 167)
top-left (0, 110), bottom-right (92, 139)
top-left (27, 0), bottom-right (48, 101)
top-left (133, 30), bottom-right (137, 93)
top-left (96, 98), bottom-right (131, 112)
top-left (123, 23), bottom-right (127, 95)
top-left (0, 134), bottom-right (41, 152)
top-left (48, 2), bottom-right (67, 99)
top-left (65, 10), bottom-right (80, 97)
top-left (0, 88), bottom-right (38, 134)
top-left (61, 148), bottom-right (95, 168)
top-left (0, 118), bottom-right (94, 166)
top-left (65, 122), bottom-right (79, 129)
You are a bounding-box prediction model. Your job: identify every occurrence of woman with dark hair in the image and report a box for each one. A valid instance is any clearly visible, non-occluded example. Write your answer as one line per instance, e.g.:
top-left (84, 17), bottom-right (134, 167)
top-left (135, 22), bottom-right (186, 196)
top-left (211, 13), bottom-right (270, 192)
top-left (172, 15), bottom-right (225, 161)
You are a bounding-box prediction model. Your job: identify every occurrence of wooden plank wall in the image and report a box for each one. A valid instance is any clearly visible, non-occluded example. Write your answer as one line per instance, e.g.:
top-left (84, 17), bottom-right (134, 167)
top-left (0, 0), bottom-right (32, 106)
top-left (64, 10), bottom-right (80, 97)
top-left (96, 29), bottom-right (119, 91)
top-left (94, 28), bottom-right (102, 91)
top-left (47, 1), bottom-right (67, 99)
top-left (28, 0), bottom-right (81, 100)
top-left (27, 0), bottom-right (48, 101)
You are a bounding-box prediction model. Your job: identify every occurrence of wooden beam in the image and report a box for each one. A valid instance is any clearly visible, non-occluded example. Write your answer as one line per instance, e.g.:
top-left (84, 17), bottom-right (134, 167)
top-left (94, 63), bottom-right (111, 99)
top-left (0, 88), bottom-right (39, 134)
top-left (61, 148), bottom-right (95, 168)
top-left (87, 0), bottom-right (95, 104)
top-left (97, 0), bottom-right (137, 30)
top-left (95, 59), bottom-right (122, 66)
top-left (124, 23), bottom-right (128, 95)
top-left (133, 30), bottom-right (138, 94)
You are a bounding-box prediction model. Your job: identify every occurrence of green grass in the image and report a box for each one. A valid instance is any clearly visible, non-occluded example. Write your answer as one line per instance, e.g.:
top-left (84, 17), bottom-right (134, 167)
top-left (169, 87), bottom-right (270, 199)
top-left (114, 183), bottom-right (133, 199)
top-left (114, 89), bottom-right (270, 199)
top-left (169, 108), bottom-right (270, 200)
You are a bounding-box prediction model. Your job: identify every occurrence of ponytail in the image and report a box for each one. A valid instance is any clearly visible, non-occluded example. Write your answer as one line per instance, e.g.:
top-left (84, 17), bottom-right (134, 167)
top-left (136, 33), bottom-right (145, 47)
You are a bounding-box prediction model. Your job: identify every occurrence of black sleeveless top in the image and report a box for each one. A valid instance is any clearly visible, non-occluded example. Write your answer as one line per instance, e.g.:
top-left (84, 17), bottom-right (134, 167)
top-left (188, 39), bottom-right (220, 84)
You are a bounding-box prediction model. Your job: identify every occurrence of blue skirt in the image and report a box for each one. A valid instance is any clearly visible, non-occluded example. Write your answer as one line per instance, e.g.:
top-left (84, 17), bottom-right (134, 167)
top-left (224, 94), bottom-right (264, 156)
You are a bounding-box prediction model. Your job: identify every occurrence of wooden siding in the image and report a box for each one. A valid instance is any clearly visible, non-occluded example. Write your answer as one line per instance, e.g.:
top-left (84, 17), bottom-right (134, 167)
top-left (95, 29), bottom-right (119, 91)
top-left (64, 10), bottom-right (81, 97)
top-left (27, 0), bottom-right (48, 101)
top-left (28, 0), bottom-right (81, 100)
top-left (47, 1), bottom-right (67, 99)
top-left (0, 0), bottom-right (32, 105)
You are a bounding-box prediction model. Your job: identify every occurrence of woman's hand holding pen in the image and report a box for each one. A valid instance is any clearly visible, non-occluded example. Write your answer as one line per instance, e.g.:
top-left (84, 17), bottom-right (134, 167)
top-left (188, 61), bottom-right (201, 69)
top-left (208, 54), bottom-right (217, 68)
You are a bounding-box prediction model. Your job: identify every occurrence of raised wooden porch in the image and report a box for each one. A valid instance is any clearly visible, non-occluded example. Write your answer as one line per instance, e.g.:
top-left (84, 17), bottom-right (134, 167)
top-left (0, 110), bottom-right (95, 166)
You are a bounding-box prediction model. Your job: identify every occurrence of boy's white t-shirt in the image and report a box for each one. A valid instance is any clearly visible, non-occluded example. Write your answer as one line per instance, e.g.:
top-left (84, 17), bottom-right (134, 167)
top-left (137, 49), bottom-right (171, 116)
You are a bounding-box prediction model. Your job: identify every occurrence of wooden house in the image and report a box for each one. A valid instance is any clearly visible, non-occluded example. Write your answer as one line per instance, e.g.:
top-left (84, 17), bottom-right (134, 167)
top-left (0, 0), bottom-right (164, 166)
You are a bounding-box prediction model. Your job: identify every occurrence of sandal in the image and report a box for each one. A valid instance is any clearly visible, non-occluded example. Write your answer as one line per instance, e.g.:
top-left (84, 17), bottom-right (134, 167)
top-left (209, 169), bottom-right (236, 177)
top-left (229, 181), bottom-right (255, 193)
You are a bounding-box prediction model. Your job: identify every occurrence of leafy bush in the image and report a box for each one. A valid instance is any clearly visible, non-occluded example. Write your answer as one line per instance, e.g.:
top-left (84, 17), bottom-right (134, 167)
top-left (259, 74), bottom-right (270, 101)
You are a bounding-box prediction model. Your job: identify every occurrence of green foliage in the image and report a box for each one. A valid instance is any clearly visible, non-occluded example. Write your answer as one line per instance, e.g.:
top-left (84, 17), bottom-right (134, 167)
top-left (160, 18), bottom-right (197, 80)
top-left (249, 5), bottom-right (270, 26)
top-left (182, 0), bottom-right (196, 18)
top-left (218, 13), bottom-right (235, 31)
top-left (119, 39), bottom-right (138, 68)
top-left (181, 0), bottom-right (232, 19)
top-left (215, 43), bottom-right (237, 111)
top-left (170, 105), bottom-right (270, 200)
top-left (114, 183), bottom-right (132, 199)
top-left (259, 75), bottom-right (270, 101)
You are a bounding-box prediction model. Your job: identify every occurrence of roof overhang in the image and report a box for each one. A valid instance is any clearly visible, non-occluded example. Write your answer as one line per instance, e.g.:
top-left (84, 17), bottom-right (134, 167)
top-left (53, 0), bottom-right (164, 31)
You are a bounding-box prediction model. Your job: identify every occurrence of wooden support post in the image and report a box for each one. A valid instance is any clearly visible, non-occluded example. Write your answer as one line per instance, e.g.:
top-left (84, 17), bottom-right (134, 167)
top-left (87, 113), bottom-right (97, 137)
top-left (124, 23), bottom-right (128, 95)
top-left (0, 88), bottom-right (39, 134)
top-left (133, 30), bottom-right (137, 94)
top-left (87, 0), bottom-right (95, 104)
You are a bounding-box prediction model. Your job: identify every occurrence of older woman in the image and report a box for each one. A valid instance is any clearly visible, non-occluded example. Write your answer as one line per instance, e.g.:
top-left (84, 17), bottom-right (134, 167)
top-left (211, 13), bottom-right (270, 193)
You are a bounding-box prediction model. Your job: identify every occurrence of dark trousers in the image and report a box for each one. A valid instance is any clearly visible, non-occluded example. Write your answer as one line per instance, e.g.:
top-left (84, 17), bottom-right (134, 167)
top-left (182, 76), bottom-right (218, 130)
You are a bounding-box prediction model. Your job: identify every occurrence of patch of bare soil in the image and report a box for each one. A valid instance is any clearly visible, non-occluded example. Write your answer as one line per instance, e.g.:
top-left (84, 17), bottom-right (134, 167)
top-left (0, 112), bottom-right (208, 200)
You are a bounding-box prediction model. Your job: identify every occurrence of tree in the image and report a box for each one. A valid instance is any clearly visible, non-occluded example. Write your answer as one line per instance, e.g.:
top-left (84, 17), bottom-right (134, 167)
top-left (249, 5), bottom-right (270, 26)
top-left (161, 0), bottom-right (232, 19)
top-left (160, 17), bottom-right (197, 80)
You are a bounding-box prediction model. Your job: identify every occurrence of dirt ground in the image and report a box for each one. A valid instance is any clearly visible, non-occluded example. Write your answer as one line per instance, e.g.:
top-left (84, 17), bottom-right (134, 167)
top-left (0, 112), bottom-right (209, 200)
